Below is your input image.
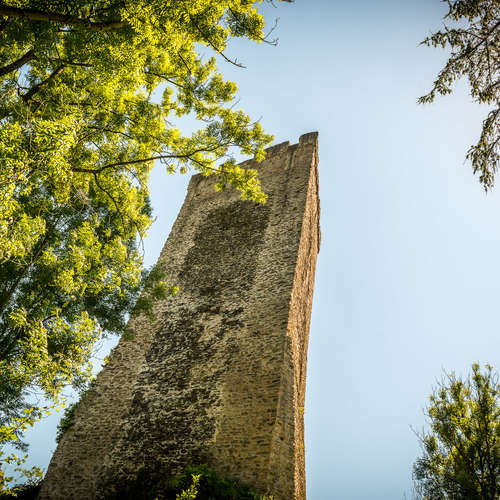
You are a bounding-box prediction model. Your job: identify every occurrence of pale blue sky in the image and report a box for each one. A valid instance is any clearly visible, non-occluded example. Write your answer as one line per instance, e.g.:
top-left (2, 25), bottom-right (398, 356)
top-left (17, 1), bottom-right (500, 499)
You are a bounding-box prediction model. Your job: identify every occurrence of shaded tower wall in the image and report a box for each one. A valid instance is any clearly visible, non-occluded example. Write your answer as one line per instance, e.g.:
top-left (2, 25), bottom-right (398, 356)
top-left (38, 132), bottom-right (320, 500)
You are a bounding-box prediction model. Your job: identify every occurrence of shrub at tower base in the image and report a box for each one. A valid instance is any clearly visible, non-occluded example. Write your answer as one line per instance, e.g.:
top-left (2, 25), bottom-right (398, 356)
top-left (0, 465), bottom-right (273, 500)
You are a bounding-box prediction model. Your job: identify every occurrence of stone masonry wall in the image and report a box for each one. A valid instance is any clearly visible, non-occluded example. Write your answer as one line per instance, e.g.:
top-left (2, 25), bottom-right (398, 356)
top-left (38, 132), bottom-right (320, 500)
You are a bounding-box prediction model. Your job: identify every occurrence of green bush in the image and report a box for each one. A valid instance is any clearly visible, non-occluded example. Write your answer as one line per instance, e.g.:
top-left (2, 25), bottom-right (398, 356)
top-left (110, 464), bottom-right (269, 500)
top-left (164, 464), bottom-right (265, 500)
top-left (1, 463), bottom-right (272, 500)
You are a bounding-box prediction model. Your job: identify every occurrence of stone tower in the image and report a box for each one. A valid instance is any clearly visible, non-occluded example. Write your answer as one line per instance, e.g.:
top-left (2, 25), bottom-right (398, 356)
top-left (38, 132), bottom-right (320, 500)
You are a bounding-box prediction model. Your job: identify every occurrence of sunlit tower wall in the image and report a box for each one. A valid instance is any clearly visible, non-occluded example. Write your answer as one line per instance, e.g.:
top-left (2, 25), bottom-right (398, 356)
top-left (38, 132), bottom-right (320, 500)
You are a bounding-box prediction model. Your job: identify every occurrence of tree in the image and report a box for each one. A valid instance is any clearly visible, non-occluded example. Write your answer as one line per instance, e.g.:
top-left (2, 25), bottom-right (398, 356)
top-left (413, 363), bottom-right (500, 499)
top-left (420, 0), bottom-right (500, 190)
top-left (0, 0), bottom-right (286, 449)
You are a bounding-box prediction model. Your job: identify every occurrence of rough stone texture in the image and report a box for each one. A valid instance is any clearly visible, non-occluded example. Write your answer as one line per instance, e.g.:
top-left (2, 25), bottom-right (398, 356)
top-left (38, 132), bottom-right (320, 500)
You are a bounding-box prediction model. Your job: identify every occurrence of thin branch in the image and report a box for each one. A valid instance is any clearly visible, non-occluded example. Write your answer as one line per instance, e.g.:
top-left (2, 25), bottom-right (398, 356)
top-left (21, 64), bottom-right (64, 103)
top-left (70, 142), bottom-right (231, 174)
top-left (176, 50), bottom-right (193, 75)
top-left (448, 20), bottom-right (500, 65)
top-left (92, 172), bottom-right (124, 222)
top-left (261, 16), bottom-right (280, 45)
top-left (188, 13), bottom-right (245, 68)
top-left (0, 4), bottom-right (126, 31)
top-left (86, 125), bottom-right (134, 140)
top-left (481, 78), bottom-right (500, 97)
top-left (144, 70), bottom-right (186, 89)
top-left (92, 172), bottom-right (146, 254)
top-left (49, 58), bottom-right (92, 68)
top-left (227, 7), bottom-right (279, 46)
top-left (71, 152), bottom-right (204, 173)
top-left (0, 49), bottom-right (36, 76)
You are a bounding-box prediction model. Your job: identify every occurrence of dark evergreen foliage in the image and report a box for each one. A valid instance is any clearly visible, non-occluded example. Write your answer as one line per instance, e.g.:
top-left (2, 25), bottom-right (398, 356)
top-left (421, 0), bottom-right (500, 190)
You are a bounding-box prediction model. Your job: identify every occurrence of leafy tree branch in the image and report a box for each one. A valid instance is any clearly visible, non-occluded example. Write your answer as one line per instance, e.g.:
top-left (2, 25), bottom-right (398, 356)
top-left (0, 0), bottom-right (287, 476)
top-left (0, 4), bottom-right (126, 31)
top-left (0, 49), bottom-right (36, 77)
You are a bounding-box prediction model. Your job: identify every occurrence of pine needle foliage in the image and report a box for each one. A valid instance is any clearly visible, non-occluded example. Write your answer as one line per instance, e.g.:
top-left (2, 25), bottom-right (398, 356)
top-left (420, 0), bottom-right (500, 190)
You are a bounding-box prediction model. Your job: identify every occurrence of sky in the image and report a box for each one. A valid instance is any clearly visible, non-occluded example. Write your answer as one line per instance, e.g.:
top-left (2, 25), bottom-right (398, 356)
top-left (16, 1), bottom-right (500, 499)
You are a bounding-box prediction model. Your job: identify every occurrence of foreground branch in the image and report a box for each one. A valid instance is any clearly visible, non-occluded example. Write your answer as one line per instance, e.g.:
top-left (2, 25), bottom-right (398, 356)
top-left (71, 144), bottom-right (230, 174)
top-left (0, 4), bottom-right (126, 31)
top-left (21, 65), bottom-right (64, 103)
top-left (0, 49), bottom-right (36, 76)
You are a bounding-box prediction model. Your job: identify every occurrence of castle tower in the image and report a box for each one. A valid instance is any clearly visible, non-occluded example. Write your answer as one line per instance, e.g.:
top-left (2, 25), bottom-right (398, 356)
top-left (38, 132), bottom-right (320, 500)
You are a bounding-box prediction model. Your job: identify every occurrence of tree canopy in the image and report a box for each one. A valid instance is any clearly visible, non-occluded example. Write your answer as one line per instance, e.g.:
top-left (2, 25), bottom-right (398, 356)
top-left (420, 0), bottom-right (500, 190)
top-left (0, 0), bottom-right (283, 452)
top-left (413, 363), bottom-right (500, 500)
